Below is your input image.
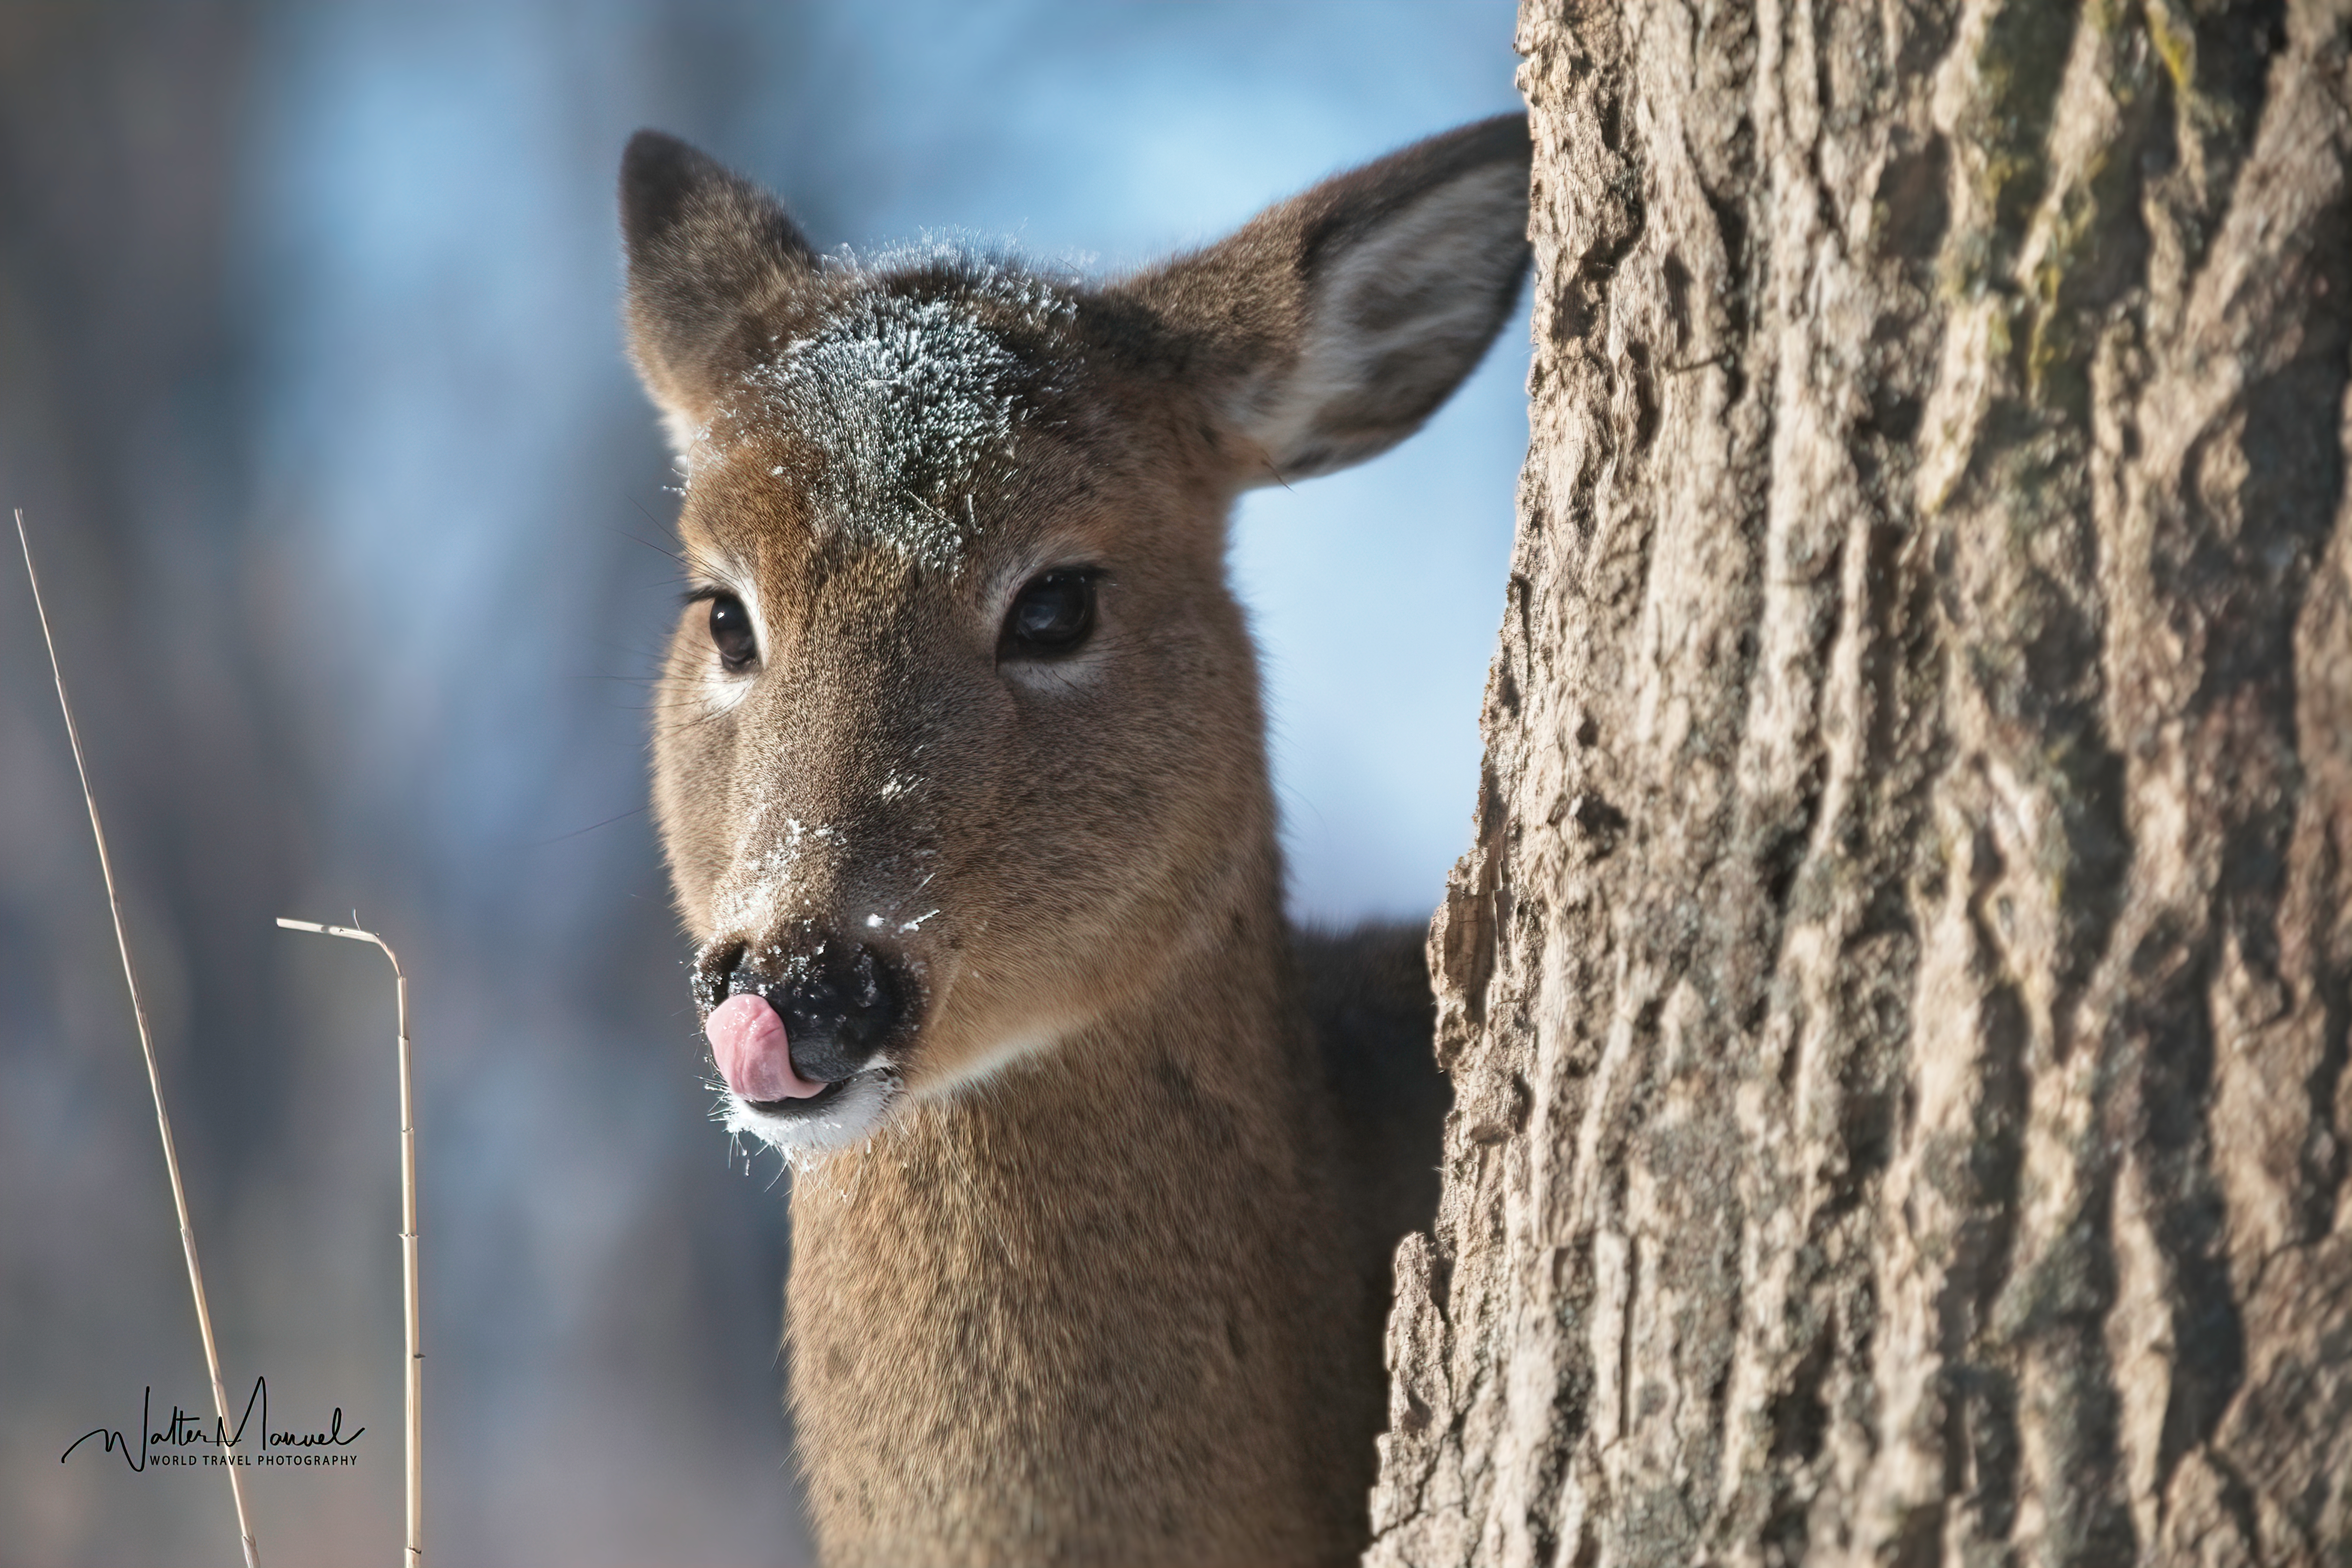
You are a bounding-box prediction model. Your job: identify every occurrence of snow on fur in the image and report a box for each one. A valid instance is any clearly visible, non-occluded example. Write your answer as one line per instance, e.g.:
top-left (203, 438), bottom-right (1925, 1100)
top-left (743, 247), bottom-right (1074, 573)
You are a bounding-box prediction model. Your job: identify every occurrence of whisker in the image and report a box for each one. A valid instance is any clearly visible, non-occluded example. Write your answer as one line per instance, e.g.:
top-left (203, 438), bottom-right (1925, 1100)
top-left (618, 492), bottom-right (685, 565)
top-left (523, 804), bottom-right (651, 848)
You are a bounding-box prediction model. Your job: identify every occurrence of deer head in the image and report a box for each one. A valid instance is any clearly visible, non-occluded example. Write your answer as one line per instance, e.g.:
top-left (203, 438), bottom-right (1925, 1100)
top-left (621, 119), bottom-right (1530, 1157)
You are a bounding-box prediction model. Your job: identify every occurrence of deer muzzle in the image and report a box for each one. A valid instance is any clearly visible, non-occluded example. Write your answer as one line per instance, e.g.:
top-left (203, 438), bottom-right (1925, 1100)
top-left (700, 936), bottom-right (909, 1103)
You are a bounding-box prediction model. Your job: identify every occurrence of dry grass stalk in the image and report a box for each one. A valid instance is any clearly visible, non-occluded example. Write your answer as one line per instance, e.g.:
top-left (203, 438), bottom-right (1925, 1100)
top-left (276, 919), bottom-right (419, 1568)
top-left (14, 508), bottom-right (263, 1568)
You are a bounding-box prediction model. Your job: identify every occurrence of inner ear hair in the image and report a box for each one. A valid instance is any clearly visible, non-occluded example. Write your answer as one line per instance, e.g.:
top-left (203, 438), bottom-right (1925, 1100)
top-left (621, 130), bottom-right (818, 449)
top-left (1119, 114), bottom-right (1533, 487)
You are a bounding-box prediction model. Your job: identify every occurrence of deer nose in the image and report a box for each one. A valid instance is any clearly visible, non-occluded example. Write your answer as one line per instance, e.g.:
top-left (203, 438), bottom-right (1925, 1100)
top-left (719, 939), bottom-right (905, 1085)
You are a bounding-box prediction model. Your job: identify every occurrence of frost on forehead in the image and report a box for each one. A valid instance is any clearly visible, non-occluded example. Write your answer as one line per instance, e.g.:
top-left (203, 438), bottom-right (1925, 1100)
top-left (744, 258), bottom-right (1070, 573)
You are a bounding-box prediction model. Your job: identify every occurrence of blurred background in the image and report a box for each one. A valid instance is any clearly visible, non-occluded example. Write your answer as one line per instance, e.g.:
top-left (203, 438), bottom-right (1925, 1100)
top-left (0, 4), bottom-right (1527, 1563)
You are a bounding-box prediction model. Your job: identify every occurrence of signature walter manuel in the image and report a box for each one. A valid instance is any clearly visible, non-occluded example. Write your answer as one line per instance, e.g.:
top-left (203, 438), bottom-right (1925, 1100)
top-left (62, 1376), bottom-right (363, 1470)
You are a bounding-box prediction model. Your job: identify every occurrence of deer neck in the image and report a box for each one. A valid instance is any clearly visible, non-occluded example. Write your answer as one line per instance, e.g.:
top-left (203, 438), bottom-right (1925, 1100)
top-left (781, 862), bottom-right (1369, 1565)
top-left (788, 859), bottom-right (1316, 1268)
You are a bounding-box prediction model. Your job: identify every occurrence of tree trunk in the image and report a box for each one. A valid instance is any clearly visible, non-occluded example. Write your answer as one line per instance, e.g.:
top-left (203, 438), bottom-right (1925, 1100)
top-left (1368, 2), bottom-right (2352, 1564)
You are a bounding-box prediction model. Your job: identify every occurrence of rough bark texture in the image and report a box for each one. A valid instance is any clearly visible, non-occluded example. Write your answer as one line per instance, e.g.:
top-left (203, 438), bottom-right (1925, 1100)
top-left (1368, 2), bottom-right (2352, 1564)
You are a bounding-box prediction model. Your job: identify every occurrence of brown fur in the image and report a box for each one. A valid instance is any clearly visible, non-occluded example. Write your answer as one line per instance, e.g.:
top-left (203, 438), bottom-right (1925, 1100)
top-left (621, 118), bottom-right (1528, 1566)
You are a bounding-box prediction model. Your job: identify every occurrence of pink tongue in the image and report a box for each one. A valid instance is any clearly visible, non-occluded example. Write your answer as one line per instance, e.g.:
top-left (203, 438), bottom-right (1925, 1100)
top-left (707, 993), bottom-right (825, 1101)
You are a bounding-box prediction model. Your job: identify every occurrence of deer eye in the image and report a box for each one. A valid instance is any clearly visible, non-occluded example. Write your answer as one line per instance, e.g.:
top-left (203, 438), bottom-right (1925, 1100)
top-left (707, 593), bottom-right (758, 671)
top-left (1000, 571), bottom-right (1096, 658)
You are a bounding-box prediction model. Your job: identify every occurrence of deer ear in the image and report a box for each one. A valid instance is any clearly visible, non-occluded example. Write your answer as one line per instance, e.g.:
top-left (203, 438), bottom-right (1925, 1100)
top-left (621, 130), bottom-right (817, 455)
top-left (1121, 114), bottom-right (1531, 486)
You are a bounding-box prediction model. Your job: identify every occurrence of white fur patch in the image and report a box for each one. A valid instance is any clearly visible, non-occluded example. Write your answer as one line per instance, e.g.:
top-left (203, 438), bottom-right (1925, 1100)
top-left (913, 1021), bottom-right (1075, 1104)
top-left (724, 1069), bottom-right (902, 1161)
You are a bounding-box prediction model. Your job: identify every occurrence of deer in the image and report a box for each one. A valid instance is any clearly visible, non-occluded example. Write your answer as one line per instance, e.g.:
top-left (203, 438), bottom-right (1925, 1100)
top-left (618, 114), bottom-right (1531, 1567)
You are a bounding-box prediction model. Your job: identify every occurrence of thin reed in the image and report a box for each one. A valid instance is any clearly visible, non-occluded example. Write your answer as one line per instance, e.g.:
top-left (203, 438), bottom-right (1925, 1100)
top-left (275, 919), bottom-right (421, 1568)
top-left (15, 509), bottom-right (263, 1568)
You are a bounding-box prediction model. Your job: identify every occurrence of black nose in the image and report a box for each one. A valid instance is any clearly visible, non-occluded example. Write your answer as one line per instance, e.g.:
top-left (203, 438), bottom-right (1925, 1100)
top-left (718, 939), bottom-right (904, 1084)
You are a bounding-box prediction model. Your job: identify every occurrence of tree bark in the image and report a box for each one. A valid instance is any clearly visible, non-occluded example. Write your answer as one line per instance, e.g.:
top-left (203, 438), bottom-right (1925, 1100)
top-left (1368, 2), bottom-right (2352, 1564)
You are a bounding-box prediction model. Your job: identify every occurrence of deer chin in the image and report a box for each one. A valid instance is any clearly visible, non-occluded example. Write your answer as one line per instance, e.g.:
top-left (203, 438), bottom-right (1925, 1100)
top-left (725, 1066), bottom-right (903, 1160)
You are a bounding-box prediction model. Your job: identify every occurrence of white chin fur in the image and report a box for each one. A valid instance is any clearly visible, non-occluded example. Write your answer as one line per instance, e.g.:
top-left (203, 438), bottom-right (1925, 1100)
top-left (725, 1071), bottom-right (899, 1160)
